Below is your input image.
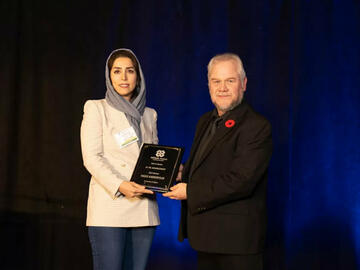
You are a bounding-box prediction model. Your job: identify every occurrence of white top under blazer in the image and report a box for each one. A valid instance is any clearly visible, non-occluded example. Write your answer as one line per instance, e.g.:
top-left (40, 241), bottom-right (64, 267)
top-left (80, 99), bottom-right (160, 227)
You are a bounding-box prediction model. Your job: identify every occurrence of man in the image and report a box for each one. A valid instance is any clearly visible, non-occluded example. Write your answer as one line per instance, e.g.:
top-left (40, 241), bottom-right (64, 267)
top-left (163, 53), bottom-right (272, 270)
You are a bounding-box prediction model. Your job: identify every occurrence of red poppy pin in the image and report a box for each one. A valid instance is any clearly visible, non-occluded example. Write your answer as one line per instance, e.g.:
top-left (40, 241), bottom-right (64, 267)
top-left (225, 119), bottom-right (235, 128)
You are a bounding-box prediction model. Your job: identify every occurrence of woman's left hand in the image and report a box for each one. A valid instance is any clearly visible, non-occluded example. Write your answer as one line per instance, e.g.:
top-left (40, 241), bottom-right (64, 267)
top-left (118, 181), bottom-right (154, 198)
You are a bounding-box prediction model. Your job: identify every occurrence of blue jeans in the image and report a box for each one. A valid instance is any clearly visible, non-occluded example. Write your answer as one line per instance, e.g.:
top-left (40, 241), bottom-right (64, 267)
top-left (88, 226), bottom-right (156, 270)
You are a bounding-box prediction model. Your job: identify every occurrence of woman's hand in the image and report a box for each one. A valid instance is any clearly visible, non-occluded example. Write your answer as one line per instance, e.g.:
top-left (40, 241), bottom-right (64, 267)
top-left (118, 181), bottom-right (153, 198)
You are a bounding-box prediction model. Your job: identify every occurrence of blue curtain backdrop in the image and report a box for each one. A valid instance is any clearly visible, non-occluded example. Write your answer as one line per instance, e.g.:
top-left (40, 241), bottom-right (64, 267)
top-left (1, 0), bottom-right (359, 269)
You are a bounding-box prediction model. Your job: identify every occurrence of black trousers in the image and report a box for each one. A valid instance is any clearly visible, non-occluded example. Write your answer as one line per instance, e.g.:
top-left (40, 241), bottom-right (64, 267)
top-left (197, 251), bottom-right (263, 270)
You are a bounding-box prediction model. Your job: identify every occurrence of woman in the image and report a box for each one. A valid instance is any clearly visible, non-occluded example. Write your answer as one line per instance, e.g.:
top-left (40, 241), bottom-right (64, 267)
top-left (80, 48), bottom-right (159, 270)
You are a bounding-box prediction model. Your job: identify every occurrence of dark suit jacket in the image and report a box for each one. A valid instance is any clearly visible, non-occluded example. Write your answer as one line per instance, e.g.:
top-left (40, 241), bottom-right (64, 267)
top-left (178, 101), bottom-right (272, 255)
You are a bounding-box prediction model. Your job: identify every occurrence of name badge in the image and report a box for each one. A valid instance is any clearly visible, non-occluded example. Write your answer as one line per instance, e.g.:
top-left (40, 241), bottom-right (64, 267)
top-left (114, 126), bottom-right (139, 148)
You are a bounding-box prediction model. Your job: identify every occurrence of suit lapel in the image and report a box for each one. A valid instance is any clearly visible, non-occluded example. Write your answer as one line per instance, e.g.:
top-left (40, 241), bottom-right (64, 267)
top-left (183, 113), bottom-right (213, 178)
top-left (192, 114), bottom-right (213, 153)
top-left (199, 122), bottom-right (234, 161)
top-left (190, 102), bottom-right (249, 175)
top-left (190, 121), bottom-right (233, 174)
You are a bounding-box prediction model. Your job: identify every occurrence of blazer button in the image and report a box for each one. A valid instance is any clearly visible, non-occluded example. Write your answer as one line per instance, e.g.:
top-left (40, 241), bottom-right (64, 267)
top-left (121, 164), bottom-right (126, 167)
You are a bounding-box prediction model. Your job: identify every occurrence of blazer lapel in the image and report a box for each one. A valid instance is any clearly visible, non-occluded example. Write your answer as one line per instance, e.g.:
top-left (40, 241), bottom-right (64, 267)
top-left (106, 102), bottom-right (140, 154)
top-left (183, 113), bottom-right (213, 178)
top-left (190, 121), bottom-right (234, 174)
top-left (190, 102), bottom-right (249, 175)
top-left (192, 115), bottom-right (213, 153)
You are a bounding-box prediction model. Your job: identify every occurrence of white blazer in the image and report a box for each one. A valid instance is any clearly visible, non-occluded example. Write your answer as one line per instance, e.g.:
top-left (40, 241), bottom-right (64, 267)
top-left (80, 99), bottom-right (160, 227)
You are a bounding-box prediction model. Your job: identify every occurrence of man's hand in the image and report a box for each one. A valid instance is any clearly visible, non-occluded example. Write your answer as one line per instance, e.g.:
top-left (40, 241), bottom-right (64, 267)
top-left (176, 164), bottom-right (184, 181)
top-left (118, 181), bottom-right (153, 198)
top-left (162, 183), bottom-right (187, 200)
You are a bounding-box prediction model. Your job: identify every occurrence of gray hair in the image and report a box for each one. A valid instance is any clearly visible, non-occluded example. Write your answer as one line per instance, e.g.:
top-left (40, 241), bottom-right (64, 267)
top-left (207, 53), bottom-right (246, 80)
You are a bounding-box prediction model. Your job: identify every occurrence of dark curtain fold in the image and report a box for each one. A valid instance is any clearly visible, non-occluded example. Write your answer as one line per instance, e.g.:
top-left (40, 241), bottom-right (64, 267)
top-left (1, 0), bottom-right (359, 269)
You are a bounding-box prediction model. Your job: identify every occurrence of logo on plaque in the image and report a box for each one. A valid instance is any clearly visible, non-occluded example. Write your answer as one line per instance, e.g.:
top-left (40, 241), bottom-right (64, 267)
top-left (155, 150), bottom-right (165, 158)
top-left (130, 144), bottom-right (184, 193)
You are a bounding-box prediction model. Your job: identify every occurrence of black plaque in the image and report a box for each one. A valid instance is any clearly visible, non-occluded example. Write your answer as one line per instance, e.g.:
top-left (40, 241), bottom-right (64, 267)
top-left (130, 144), bottom-right (184, 193)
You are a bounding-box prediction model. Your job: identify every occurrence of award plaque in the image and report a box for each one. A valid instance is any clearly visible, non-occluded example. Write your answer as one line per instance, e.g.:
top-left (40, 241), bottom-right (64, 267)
top-left (130, 144), bottom-right (184, 193)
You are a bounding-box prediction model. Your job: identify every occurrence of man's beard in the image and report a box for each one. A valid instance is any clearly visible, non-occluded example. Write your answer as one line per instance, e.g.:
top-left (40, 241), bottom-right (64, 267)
top-left (213, 96), bottom-right (243, 114)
